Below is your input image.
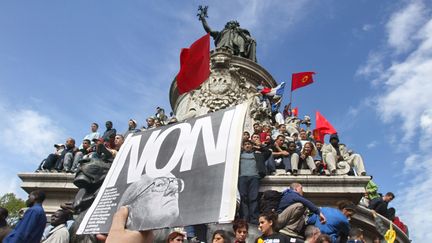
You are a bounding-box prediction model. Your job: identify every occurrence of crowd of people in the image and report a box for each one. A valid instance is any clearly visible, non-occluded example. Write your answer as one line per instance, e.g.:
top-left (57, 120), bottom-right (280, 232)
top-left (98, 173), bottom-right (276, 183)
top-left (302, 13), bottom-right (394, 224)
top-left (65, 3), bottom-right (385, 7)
top-left (12, 103), bottom-right (409, 243)
top-left (35, 107), bottom-right (176, 173)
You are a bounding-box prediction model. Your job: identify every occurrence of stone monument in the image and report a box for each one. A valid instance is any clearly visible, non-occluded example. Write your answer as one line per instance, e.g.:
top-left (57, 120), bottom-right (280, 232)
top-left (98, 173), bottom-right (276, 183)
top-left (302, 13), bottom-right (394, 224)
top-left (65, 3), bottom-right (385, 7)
top-left (18, 6), bottom-right (410, 243)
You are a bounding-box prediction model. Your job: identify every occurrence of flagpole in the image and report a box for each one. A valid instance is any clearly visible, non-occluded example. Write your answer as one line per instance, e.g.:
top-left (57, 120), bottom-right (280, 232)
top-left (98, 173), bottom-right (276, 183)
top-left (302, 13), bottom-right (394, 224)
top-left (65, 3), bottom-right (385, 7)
top-left (290, 79), bottom-right (293, 107)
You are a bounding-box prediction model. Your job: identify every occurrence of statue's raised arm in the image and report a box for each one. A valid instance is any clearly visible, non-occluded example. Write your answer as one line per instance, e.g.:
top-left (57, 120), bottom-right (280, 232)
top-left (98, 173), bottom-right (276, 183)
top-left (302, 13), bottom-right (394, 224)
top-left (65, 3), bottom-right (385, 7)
top-left (197, 5), bottom-right (257, 62)
top-left (197, 6), bottom-right (218, 38)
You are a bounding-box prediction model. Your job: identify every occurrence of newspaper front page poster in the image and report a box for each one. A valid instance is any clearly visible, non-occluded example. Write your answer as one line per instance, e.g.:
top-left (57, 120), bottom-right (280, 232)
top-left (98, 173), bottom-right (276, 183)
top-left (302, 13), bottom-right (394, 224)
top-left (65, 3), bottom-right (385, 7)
top-left (77, 103), bottom-right (247, 234)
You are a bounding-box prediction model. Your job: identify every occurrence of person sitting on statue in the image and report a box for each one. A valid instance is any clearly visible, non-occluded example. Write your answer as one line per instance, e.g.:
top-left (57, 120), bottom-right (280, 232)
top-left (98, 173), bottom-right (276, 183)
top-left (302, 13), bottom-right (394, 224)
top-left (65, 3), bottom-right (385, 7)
top-left (36, 144), bottom-right (65, 172)
top-left (155, 107), bottom-right (168, 125)
top-left (292, 141), bottom-right (318, 175)
top-left (251, 133), bottom-right (265, 151)
top-left (253, 122), bottom-right (262, 135)
top-left (260, 124), bottom-right (272, 145)
top-left (299, 129), bottom-right (314, 150)
top-left (79, 122), bottom-right (100, 149)
top-left (70, 139), bottom-right (92, 173)
top-left (313, 140), bottom-right (327, 175)
top-left (271, 124), bottom-right (290, 141)
top-left (243, 131), bottom-right (251, 142)
top-left (124, 119), bottom-right (140, 137)
top-left (54, 138), bottom-right (79, 173)
top-left (198, 7), bottom-right (257, 62)
top-left (267, 136), bottom-right (298, 175)
top-left (142, 116), bottom-right (156, 131)
top-left (321, 134), bottom-right (367, 176)
top-left (93, 134), bottom-right (125, 162)
top-left (102, 121), bottom-right (117, 149)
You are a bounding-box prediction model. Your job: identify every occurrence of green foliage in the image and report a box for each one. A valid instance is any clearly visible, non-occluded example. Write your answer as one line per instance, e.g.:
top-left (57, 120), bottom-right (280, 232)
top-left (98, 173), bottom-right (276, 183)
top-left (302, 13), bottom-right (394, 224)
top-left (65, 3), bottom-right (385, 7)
top-left (0, 193), bottom-right (26, 226)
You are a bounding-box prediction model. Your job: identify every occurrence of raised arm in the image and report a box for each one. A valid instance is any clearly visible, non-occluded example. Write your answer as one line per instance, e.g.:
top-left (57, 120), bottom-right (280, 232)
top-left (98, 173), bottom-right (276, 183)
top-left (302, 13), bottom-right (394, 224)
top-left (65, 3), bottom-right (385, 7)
top-left (197, 6), bottom-right (218, 38)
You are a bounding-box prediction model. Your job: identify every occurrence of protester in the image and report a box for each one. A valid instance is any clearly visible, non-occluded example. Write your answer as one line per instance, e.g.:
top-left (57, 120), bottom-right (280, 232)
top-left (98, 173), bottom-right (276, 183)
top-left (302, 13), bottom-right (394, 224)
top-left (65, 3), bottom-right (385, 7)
top-left (277, 183), bottom-right (326, 240)
top-left (307, 200), bottom-right (356, 243)
top-left (102, 121), bottom-right (117, 148)
top-left (316, 234), bottom-right (332, 243)
top-left (36, 144), bottom-right (65, 172)
top-left (41, 209), bottom-right (70, 243)
top-left (4, 190), bottom-right (47, 243)
top-left (368, 192), bottom-right (395, 219)
top-left (238, 139), bottom-right (270, 224)
top-left (80, 122), bottom-right (100, 149)
top-left (166, 231), bottom-right (185, 243)
top-left (54, 138), bottom-right (78, 173)
top-left (232, 218), bottom-right (248, 243)
top-left (322, 134), bottom-right (366, 176)
top-left (347, 228), bottom-right (365, 243)
top-left (124, 119), bottom-right (140, 137)
top-left (304, 226), bottom-right (320, 243)
top-left (256, 211), bottom-right (290, 243)
top-left (0, 207), bottom-right (11, 242)
top-left (387, 208), bottom-right (408, 235)
top-left (212, 230), bottom-right (230, 243)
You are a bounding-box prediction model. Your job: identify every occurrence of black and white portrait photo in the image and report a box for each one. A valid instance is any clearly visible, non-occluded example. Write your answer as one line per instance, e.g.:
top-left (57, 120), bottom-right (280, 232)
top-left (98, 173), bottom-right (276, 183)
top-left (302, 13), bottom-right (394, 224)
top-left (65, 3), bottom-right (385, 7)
top-left (118, 173), bottom-right (184, 230)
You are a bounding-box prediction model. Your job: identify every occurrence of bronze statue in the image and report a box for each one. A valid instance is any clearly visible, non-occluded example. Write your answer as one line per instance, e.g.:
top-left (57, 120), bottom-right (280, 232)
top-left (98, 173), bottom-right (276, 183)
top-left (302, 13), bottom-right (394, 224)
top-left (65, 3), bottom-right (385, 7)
top-left (64, 157), bottom-right (112, 243)
top-left (198, 6), bottom-right (257, 62)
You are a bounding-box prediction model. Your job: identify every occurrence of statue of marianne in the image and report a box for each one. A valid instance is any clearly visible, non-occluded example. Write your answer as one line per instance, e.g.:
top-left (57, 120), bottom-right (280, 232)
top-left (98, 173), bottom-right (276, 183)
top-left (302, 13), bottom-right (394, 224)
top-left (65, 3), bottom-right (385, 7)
top-left (198, 6), bottom-right (257, 62)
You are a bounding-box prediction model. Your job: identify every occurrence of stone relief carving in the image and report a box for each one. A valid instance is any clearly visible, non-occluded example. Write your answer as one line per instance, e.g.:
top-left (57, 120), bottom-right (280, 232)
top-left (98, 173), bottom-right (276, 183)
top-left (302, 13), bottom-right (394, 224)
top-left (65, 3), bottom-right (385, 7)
top-left (190, 49), bottom-right (252, 113)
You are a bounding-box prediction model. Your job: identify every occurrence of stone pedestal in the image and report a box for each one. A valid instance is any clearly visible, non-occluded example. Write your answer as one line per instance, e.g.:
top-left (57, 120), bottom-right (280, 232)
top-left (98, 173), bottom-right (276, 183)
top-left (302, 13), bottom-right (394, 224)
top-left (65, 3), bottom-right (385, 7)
top-left (18, 173), bottom-right (409, 242)
top-left (18, 172), bottom-right (78, 216)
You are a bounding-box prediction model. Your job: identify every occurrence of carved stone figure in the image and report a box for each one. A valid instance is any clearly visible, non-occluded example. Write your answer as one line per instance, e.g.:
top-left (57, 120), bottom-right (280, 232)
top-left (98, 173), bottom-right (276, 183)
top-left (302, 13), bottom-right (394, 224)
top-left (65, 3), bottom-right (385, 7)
top-left (68, 157), bottom-right (112, 243)
top-left (198, 6), bottom-right (257, 62)
top-left (189, 49), bottom-right (252, 113)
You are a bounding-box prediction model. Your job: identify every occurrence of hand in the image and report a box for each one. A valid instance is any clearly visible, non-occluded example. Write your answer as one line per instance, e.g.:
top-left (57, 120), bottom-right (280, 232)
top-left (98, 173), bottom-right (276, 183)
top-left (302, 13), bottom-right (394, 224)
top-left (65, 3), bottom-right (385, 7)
top-left (281, 151), bottom-right (289, 156)
top-left (319, 212), bottom-right (327, 224)
top-left (300, 154), bottom-right (306, 160)
top-left (96, 207), bottom-right (153, 243)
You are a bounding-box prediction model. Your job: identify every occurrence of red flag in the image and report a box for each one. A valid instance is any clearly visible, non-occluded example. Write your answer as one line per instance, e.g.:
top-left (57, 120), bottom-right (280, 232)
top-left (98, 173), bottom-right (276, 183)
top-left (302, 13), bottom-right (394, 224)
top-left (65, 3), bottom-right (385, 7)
top-left (314, 111), bottom-right (337, 142)
top-left (291, 72), bottom-right (315, 91)
top-left (292, 107), bottom-right (298, 117)
top-left (313, 128), bottom-right (325, 143)
top-left (176, 34), bottom-right (210, 94)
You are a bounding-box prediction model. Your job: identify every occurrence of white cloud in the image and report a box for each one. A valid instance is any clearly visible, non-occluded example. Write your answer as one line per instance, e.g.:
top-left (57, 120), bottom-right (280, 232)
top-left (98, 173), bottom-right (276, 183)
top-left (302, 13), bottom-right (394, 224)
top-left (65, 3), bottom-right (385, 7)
top-left (386, 0), bottom-right (428, 53)
top-left (0, 173), bottom-right (19, 196)
top-left (362, 24), bottom-right (373, 31)
top-left (0, 103), bottom-right (65, 163)
top-left (357, 1), bottom-right (432, 241)
top-left (355, 51), bottom-right (385, 85)
top-left (366, 141), bottom-right (378, 149)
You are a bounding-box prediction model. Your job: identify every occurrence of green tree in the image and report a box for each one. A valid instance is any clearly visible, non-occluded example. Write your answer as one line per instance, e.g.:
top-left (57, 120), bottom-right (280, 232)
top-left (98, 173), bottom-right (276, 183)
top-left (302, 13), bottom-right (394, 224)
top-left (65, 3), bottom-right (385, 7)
top-left (0, 193), bottom-right (26, 226)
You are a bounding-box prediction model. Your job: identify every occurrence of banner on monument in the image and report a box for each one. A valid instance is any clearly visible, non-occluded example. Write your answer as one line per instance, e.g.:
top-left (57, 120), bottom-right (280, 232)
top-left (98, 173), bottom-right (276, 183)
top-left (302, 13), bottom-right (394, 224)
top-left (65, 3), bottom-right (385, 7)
top-left (77, 103), bottom-right (248, 234)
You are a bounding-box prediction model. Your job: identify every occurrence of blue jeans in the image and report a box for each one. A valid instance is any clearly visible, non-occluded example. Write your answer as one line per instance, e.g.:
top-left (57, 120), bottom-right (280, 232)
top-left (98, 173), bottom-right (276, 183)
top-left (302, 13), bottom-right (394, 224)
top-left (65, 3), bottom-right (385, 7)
top-left (238, 176), bottom-right (260, 224)
top-left (266, 154), bottom-right (293, 173)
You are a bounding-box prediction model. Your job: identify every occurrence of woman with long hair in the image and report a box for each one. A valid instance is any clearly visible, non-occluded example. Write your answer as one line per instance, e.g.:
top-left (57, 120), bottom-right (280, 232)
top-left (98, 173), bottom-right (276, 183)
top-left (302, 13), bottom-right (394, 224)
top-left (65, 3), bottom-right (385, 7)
top-left (212, 230), bottom-right (230, 243)
top-left (297, 141), bottom-right (318, 175)
top-left (255, 211), bottom-right (289, 243)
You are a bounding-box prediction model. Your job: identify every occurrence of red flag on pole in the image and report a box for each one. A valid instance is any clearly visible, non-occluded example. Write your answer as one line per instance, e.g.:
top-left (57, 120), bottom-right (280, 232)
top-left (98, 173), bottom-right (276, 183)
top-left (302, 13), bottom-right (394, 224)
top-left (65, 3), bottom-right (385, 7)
top-left (176, 34), bottom-right (210, 95)
top-left (291, 72), bottom-right (315, 91)
top-left (292, 107), bottom-right (298, 117)
top-left (314, 111), bottom-right (337, 142)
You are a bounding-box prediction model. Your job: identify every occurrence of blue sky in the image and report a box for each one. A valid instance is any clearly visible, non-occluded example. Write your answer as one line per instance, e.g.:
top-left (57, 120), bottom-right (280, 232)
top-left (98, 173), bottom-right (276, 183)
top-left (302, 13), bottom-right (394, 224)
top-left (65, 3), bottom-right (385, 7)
top-left (0, 0), bottom-right (431, 241)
